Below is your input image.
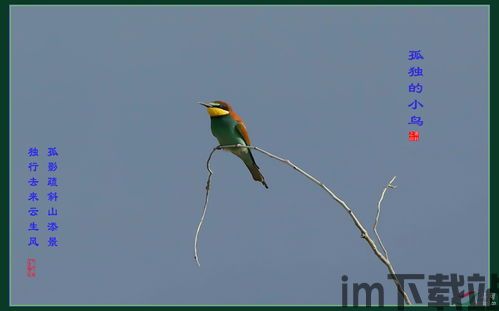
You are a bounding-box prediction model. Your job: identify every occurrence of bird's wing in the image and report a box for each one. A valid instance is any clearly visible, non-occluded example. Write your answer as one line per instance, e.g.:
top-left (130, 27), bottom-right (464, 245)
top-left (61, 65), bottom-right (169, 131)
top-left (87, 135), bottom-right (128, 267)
top-left (235, 122), bottom-right (251, 146)
top-left (232, 112), bottom-right (260, 168)
top-left (231, 111), bottom-right (252, 146)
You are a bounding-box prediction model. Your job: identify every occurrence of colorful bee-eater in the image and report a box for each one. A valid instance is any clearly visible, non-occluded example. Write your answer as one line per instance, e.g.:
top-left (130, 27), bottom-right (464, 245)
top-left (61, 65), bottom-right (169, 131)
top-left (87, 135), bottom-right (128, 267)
top-left (199, 100), bottom-right (268, 189)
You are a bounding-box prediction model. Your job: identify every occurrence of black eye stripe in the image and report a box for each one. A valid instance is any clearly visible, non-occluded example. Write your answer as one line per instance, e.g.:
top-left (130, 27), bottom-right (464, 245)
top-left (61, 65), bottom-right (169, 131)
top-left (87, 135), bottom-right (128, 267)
top-left (211, 102), bottom-right (227, 110)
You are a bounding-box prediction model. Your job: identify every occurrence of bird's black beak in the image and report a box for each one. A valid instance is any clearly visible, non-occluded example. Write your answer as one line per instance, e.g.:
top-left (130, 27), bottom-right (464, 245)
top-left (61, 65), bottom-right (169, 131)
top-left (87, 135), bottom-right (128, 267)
top-left (198, 102), bottom-right (211, 108)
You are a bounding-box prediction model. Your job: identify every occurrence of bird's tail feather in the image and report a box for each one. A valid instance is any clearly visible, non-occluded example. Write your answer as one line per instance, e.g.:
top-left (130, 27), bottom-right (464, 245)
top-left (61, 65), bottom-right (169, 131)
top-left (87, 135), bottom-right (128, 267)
top-left (245, 163), bottom-right (268, 189)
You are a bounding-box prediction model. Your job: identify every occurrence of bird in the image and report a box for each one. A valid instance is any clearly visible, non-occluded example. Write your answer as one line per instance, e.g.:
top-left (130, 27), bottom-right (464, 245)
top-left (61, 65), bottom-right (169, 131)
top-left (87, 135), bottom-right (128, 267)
top-left (199, 100), bottom-right (268, 189)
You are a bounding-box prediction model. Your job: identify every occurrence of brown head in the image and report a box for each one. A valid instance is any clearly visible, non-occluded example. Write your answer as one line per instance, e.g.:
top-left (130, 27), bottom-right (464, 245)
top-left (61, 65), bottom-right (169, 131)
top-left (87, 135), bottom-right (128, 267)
top-left (199, 100), bottom-right (233, 117)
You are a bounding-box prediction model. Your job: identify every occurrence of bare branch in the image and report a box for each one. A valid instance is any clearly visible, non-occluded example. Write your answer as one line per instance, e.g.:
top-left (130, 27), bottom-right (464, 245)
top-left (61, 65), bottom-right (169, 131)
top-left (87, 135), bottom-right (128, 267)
top-left (373, 176), bottom-right (397, 260)
top-left (193, 145), bottom-right (220, 267)
top-left (195, 144), bottom-right (412, 305)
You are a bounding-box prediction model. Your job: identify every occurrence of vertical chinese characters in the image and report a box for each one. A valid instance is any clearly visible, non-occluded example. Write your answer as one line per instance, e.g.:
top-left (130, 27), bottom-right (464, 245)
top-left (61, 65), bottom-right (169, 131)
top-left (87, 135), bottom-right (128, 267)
top-left (27, 147), bottom-right (40, 250)
top-left (47, 147), bottom-right (60, 247)
top-left (25, 146), bottom-right (61, 278)
top-left (407, 50), bottom-right (424, 141)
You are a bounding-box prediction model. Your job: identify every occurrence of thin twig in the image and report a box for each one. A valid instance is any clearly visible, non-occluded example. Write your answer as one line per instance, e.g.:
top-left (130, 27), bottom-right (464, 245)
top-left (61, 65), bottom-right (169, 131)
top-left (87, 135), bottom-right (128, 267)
top-left (193, 146), bottom-right (220, 267)
top-left (194, 144), bottom-right (412, 305)
top-left (373, 176), bottom-right (397, 260)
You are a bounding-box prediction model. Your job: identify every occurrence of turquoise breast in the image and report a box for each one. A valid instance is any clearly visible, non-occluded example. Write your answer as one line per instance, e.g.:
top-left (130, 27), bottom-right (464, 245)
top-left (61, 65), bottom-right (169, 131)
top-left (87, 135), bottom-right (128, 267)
top-left (210, 115), bottom-right (246, 146)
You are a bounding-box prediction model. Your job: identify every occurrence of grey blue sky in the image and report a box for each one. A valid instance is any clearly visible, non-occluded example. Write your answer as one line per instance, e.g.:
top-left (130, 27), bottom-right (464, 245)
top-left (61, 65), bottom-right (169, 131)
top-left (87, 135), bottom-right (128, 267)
top-left (11, 5), bottom-right (488, 305)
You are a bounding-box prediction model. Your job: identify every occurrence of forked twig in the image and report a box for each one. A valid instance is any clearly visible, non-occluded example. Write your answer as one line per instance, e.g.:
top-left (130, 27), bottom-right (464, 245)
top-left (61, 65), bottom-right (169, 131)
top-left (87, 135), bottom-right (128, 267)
top-left (373, 176), bottom-right (397, 260)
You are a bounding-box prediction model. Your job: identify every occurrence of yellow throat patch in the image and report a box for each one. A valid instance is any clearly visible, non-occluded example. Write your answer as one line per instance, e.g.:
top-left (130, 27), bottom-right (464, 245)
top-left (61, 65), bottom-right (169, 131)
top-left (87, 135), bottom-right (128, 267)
top-left (207, 107), bottom-right (230, 117)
